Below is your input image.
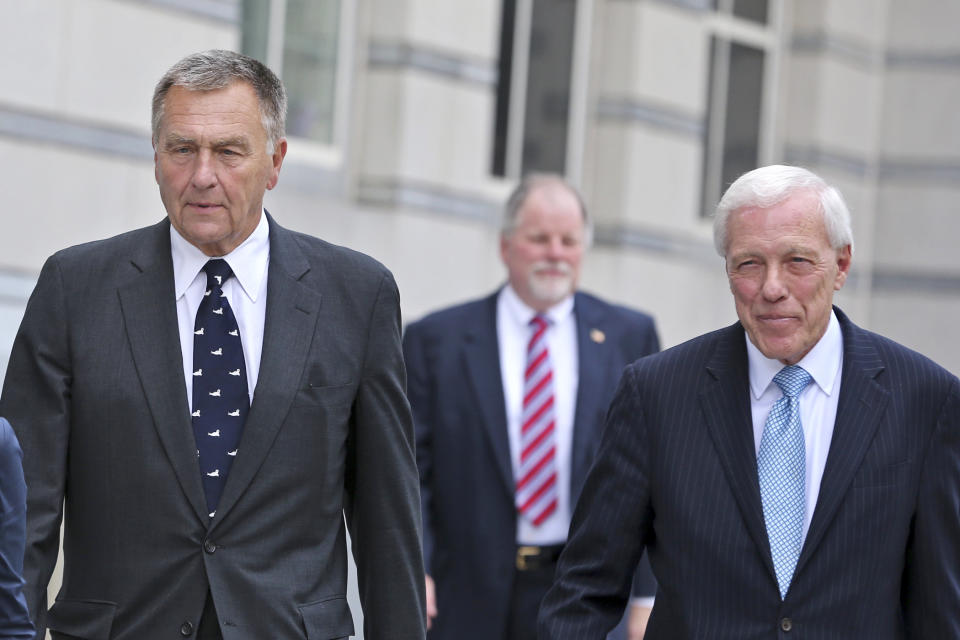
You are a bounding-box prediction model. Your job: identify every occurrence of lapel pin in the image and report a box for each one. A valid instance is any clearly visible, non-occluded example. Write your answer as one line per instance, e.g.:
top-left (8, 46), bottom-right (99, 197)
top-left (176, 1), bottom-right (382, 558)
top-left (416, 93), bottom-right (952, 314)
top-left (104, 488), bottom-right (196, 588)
top-left (590, 328), bottom-right (606, 344)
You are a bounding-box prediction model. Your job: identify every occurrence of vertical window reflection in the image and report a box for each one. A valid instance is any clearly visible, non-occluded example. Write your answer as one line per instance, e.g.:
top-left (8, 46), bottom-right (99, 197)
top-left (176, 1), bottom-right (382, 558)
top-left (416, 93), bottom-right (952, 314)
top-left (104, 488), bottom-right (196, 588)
top-left (242, 0), bottom-right (341, 145)
top-left (521, 0), bottom-right (576, 175)
top-left (282, 0), bottom-right (340, 143)
top-left (492, 0), bottom-right (518, 177)
top-left (492, 0), bottom-right (577, 178)
top-left (721, 42), bottom-right (765, 192)
top-left (703, 37), bottom-right (766, 215)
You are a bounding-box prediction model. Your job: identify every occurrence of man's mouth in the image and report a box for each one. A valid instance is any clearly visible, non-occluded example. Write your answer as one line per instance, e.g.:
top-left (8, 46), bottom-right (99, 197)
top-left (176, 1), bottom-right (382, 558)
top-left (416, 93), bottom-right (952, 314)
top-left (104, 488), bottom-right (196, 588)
top-left (756, 314), bottom-right (798, 325)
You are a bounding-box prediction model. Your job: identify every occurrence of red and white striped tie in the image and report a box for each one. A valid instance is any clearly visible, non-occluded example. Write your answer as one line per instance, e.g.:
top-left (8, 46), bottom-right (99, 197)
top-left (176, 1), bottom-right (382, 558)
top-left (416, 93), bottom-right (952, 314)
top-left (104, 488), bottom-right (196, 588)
top-left (516, 314), bottom-right (558, 526)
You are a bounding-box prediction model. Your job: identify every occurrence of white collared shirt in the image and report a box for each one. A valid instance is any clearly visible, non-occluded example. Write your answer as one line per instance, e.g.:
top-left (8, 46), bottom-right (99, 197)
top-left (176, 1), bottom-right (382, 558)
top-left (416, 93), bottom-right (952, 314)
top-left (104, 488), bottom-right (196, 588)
top-left (497, 284), bottom-right (578, 545)
top-left (171, 213), bottom-right (270, 409)
top-left (747, 310), bottom-right (844, 541)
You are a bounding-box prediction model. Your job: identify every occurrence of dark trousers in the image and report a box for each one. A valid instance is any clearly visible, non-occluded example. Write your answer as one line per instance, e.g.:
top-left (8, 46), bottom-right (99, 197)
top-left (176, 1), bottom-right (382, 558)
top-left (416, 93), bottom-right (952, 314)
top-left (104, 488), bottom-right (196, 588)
top-left (505, 550), bottom-right (561, 640)
top-left (197, 591), bottom-right (223, 640)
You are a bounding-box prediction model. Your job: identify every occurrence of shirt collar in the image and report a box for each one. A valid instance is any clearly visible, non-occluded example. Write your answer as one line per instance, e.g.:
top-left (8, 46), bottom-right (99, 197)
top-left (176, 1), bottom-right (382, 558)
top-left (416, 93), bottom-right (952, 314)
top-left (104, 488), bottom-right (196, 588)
top-left (747, 309), bottom-right (844, 399)
top-left (500, 283), bottom-right (575, 328)
top-left (170, 212), bottom-right (270, 301)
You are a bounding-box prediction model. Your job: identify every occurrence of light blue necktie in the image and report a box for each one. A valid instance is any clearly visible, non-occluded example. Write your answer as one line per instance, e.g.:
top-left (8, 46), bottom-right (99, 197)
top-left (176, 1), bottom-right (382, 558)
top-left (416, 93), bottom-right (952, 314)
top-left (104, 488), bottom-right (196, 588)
top-left (758, 365), bottom-right (812, 599)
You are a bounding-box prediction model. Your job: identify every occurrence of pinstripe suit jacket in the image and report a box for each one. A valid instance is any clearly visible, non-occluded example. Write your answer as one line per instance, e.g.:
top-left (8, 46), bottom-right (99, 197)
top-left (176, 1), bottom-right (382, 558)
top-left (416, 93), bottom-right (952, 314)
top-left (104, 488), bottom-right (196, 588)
top-left (540, 307), bottom-right (960, 639)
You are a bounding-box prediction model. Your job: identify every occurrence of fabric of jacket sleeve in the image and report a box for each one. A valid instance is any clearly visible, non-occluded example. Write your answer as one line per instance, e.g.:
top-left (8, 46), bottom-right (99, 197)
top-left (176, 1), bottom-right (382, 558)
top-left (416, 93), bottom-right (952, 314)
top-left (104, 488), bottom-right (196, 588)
top-left (0, 419), bottom-right (35, 639)
top-left (0, 256), bottom-right (72, 639)
top-left (539, 363), bottom-right (654, 638)
top-left (342, 270), bottom-right (427, 639)
top-left (902, 376), bottom-right (960, 638)
top-left (627, 315), bottom-right (659, 600)
top-left (401, 320), bottom-right (435, 576)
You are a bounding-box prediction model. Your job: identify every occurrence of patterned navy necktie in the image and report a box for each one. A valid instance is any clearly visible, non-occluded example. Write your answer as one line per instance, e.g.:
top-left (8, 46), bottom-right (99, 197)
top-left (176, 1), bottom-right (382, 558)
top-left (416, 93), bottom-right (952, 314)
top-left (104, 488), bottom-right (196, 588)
top-left (758, 364), bottom-right (812, 599)
top-left (191, 259), bottom-right (249, 517)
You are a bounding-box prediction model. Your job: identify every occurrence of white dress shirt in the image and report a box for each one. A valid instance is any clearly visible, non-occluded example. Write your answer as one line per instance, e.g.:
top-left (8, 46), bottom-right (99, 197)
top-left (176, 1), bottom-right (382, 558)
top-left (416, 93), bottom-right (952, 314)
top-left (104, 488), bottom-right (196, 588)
top-left (748, 310), bottom-right (844, 541)
top-left (171, 213), bottom-right (270, 410)
top-left (498, 285), bottom-right (578, 546)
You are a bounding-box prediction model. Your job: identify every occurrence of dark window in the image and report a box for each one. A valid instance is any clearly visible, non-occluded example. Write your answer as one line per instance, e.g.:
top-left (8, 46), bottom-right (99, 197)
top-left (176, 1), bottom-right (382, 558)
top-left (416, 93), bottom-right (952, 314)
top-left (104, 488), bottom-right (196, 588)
top-left (492, 0), bottom-right (517, 177)
top-left (733, 0), bottom-right (769, 25)
top-left (703, 37), bottom-right (766, 214)
top-left (721, 42), bottom-right (765, 191)
top-left (521, 0), bottom-right (576, 175)
top-left (492, 0), bottom-right (577, 178)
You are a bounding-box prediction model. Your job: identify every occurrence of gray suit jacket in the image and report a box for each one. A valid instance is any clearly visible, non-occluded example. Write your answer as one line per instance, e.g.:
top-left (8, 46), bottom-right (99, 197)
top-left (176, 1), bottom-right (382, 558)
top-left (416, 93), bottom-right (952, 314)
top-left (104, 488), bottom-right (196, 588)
top-left (0, 215), bottom-right (425, 640)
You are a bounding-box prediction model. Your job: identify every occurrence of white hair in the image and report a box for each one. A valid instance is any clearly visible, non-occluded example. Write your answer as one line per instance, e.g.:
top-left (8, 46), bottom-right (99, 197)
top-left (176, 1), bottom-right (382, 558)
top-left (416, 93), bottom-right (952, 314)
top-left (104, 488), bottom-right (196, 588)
top-left (712, 165), bottom-right (854, 257)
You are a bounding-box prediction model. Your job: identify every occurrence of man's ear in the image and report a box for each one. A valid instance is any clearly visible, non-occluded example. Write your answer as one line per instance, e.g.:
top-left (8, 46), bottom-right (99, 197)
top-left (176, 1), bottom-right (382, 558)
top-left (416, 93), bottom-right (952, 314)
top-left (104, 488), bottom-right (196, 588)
top-left (266, 138), bottom-right (287, 191)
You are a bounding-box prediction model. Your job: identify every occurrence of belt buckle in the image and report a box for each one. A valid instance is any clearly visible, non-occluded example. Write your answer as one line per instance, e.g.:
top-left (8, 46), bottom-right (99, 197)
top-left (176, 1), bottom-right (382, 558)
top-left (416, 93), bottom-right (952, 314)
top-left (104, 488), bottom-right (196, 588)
top-left (516, 545), bottom-right (540, 571)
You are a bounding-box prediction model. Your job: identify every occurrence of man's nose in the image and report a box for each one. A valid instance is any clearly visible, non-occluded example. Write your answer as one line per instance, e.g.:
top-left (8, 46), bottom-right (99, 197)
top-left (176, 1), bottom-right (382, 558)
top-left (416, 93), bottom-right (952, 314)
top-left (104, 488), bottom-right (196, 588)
top-left (761, 265), bottom-right (788, 301)
top-left (545, 237), bottom-right (565, 259)
top-left (191, 150), bottom-right (218, 188)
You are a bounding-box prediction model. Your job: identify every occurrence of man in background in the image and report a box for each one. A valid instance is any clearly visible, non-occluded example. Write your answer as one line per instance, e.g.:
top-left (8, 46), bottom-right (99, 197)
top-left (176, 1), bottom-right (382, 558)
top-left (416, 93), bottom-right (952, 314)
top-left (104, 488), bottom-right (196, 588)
top-left (0, 417), bottom-right (33, 639)
top-left (1, 50), bottom-right (424, 639)
top-left (404, 174), bottom-right (659, 640)
top-left (540, 165), bottom-right (960, 638)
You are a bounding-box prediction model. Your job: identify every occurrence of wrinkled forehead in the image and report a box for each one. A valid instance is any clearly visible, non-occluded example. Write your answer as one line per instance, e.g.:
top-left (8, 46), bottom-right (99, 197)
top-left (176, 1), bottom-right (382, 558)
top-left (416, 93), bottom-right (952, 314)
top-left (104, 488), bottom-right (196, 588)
top-left (729, 191), bottom-right (824, 237)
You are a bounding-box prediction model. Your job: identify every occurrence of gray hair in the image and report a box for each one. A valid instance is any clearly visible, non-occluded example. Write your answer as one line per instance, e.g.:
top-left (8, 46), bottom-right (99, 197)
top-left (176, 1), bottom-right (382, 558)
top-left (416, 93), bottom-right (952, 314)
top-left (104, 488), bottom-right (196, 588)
top-left (712, 164), bottom-right (854, 257)
top-left (151, 50), bottom-right (287, 153)
top-left (502, 173), bottom-right (593, 246)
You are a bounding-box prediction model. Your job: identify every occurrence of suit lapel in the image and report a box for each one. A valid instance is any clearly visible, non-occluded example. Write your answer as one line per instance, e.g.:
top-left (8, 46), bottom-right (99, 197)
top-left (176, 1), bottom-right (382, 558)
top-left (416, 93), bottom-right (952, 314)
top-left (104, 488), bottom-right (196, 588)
top-left (795, 309), bottom-right (889, 573)
top-left (570, 294), bottom-right (608, 498)
top-left (699, 325), bottom-right (777, 579)
top-left (118, 221), bottom-right (209, 523)
top-left (212, 215), bottom-right (321, 527)
top-left (462, 294), bottom-right (514, 497)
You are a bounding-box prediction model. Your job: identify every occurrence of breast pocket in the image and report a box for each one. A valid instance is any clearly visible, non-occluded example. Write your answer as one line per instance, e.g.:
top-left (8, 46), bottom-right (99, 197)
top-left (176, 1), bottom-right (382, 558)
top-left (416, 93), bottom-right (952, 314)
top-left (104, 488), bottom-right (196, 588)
top-left (852, 459), bottom-right (912, 488)
top-left (292, 382), bottom-right (356, 408)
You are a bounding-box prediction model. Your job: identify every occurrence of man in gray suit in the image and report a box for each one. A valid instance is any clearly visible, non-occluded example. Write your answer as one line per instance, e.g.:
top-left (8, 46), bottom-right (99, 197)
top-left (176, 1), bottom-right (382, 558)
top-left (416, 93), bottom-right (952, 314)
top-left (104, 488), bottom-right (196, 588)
top-left (0, 50), bottom-right (425, 640)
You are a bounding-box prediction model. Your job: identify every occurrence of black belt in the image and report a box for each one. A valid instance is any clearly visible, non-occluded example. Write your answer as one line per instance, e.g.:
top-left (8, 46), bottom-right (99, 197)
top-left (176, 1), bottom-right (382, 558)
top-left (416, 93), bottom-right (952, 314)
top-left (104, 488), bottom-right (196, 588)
top-left (515, 544), bottom-right (564, 571)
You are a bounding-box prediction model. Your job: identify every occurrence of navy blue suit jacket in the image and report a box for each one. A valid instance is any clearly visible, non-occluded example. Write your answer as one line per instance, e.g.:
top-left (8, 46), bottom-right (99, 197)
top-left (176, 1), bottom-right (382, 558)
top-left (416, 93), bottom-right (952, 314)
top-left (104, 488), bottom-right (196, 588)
top-left (0, 418), bottom-right (33, 639)
top-left (540, 308), bottom-right (960, 639)
top-left (403, 290), bottom-right (659, 640)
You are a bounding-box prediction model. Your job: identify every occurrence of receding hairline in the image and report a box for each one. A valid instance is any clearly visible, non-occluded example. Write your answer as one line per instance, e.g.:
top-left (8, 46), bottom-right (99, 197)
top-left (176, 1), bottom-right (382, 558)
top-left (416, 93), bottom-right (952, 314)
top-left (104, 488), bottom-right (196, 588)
top-left (503, 174), bottom-right (587, 232)
top-left (151, 50), bottom-right (286, 153)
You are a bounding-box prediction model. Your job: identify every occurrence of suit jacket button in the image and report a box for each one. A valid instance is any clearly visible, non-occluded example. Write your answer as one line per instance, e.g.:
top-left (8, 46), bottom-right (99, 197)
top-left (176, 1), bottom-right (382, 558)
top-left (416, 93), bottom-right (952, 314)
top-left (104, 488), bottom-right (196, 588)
top-left (204, 540), bottom-right (217, 554)
top-left (180, 620), bottom-right (194, 636)
top-left (780, 617), bottom-right (793, 632)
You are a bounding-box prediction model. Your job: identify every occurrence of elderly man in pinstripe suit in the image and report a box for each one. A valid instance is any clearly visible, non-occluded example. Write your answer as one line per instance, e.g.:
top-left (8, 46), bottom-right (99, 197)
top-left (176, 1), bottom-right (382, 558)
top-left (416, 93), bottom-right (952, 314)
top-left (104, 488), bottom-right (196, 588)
top-left (540, 165), bottom-right (960, 639)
